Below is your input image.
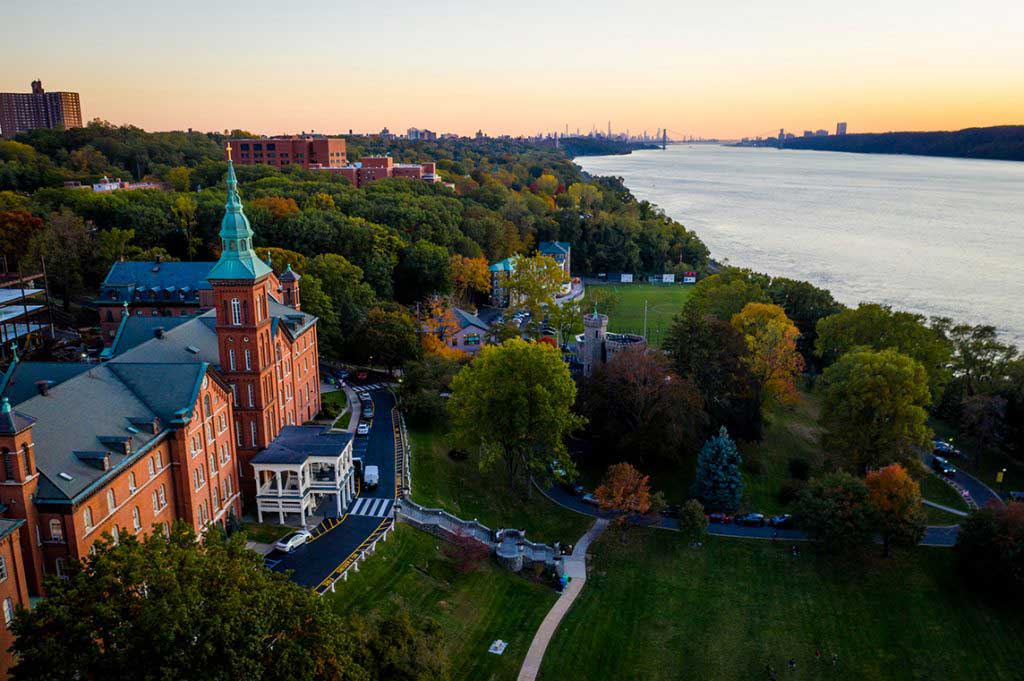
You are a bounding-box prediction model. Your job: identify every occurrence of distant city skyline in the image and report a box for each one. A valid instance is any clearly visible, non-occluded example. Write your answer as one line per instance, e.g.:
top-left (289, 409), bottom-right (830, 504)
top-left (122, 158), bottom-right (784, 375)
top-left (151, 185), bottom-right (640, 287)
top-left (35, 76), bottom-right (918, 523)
top-left (4, 0), bottom-right (1023, 139)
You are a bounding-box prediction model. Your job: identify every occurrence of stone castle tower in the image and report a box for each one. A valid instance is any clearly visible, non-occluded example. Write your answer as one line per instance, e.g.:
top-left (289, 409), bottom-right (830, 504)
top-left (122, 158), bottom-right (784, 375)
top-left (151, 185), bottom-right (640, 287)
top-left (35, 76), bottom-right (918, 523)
top-left (582, 311), bottom-right (608, 377)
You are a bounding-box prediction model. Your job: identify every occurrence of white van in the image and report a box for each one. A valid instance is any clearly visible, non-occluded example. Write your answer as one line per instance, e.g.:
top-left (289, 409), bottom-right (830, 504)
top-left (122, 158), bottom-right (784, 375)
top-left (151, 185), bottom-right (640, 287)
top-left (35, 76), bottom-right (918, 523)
top-left (363, 465), bottom-right (379, 488)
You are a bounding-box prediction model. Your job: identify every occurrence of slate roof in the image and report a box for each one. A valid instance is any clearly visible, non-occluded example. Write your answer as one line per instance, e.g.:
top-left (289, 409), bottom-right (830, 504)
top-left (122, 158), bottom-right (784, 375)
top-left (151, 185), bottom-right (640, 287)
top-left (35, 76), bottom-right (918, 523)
top-left (0, 518), bottom-right (23, 542)
top-left (0, 361), bottom-right (93, 406)
top-left (105, 363), bottom-right (207, 426)
top-left (538, 241), bottom-right (570, 256)
top-left (107, 311), bottom-right (220, 366)
top-left (452, 307), bottom-right (489, 331)
top-left (251, 425), bottom-right (352, 466)
top-left (14, 363), bottom-right (206, 503)
top-left (97, 261), bottom-right (214, 304)
top-left (0, 397), bottom-right (34, 434)
top-left (106, 315), bottom-right (193, 358)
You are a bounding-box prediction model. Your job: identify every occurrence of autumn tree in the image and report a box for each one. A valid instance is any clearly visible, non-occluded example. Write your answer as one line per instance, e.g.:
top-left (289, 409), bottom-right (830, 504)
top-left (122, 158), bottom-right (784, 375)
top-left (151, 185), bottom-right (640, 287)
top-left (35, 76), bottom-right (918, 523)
top-left (0, 210), bottom-right (44, 270)
top-left (25, 209), bottom-right (89, 310)
top-left (865, 464), bottom-right (926, 556)
top-left (506, 253), bottom-right (568, 325)
top-left (304, 192), bottom-right (336, 211)
top-left (795, 472), bottom-right (874, 555)
top-left (260, 247), bottom-right (307, 274)
top-left (686, 269), bottom-right (769, 321)
top-left (821, 348), bottom-right (932, 472)
top-left (731, 302), bottom-right (805, 406)
top-left (448, 339), bottom-right (585, 494)
top-left (582, 344), bottom-right (706, 466)
top-left (449, 254), bottom-right (491, 308)
top-left (693, 427), bottom-right (743, 512)
top-left (595, 462), bottom-right (652, 527)
top-left (250, 195), bottom-right (300, 220)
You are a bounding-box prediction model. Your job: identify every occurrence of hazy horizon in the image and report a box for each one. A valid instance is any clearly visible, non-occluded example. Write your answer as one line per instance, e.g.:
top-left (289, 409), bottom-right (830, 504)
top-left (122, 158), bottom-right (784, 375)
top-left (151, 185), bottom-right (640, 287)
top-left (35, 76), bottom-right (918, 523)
top-left (5, 0), bottom-right (1023, 138)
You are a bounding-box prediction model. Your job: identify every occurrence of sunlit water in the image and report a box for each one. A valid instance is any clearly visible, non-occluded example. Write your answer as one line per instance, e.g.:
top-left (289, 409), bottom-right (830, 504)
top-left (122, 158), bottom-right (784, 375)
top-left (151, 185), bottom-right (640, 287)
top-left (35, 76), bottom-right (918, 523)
top-left (576, 145), bottom-right (1024, 345)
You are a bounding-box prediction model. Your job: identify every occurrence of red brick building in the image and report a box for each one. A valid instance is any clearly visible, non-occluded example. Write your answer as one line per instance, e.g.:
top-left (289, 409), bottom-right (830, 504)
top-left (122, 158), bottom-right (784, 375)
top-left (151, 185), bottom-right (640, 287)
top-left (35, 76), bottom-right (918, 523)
top-left (226, 136), bottom-right (347, 170)
top-left (314, 156), bottom-right (439, 188)
top-left (0, 519), bottom-right (29, 679)
top-left (0, 80), bottom-right (82, 139)
top-left (0, 159), bottom-right (329, 676)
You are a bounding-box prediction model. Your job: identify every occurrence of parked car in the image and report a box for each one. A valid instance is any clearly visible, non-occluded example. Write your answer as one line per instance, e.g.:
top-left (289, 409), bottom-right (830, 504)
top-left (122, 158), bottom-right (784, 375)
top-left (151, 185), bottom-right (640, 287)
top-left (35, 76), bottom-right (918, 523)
top-left (768, 514), bottom-right (793, 528)
top-left (661, 505), bottom-right (681, 519)
top-left (548, 459), bottom-right (568, 480)
top-left (931, 455), bottom-right (957, 477)
top-left (707, 512), bottom-right (732, 524)
top-left (362, 406), bottom-right (374, 419)
top-left (581, 493), bottom-right (600, 507)
top-left (734, 512), bottom-right (766, 527)
top-left (356, 422), bottom-right (371, 436)
top-left (933, 440), bottom-right (963, 457)
top-left (1009, 491), bottom-right (1024, 502)
top-left (363, 465), bottom-right (379, 488)
top-left (274, 530), bottom-right (311, 553)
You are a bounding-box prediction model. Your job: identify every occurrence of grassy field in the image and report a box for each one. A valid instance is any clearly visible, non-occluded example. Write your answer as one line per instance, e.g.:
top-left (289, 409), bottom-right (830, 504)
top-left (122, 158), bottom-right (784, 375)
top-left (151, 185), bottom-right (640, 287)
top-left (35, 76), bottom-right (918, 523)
top-left (539, 530), bottom-right (1024, 681)
top-left (327, 525), bottom-right (557, 681)
top-left (319, 389), bottom-right (349, 422)
top-left (918, 473), bottom-right (971, 524)
top-left (241, 521), bottom-right (293, 544)
top-left (410, 427), bottom-right (593, 546)
top-left (583, 283), bottom-right (693, 346)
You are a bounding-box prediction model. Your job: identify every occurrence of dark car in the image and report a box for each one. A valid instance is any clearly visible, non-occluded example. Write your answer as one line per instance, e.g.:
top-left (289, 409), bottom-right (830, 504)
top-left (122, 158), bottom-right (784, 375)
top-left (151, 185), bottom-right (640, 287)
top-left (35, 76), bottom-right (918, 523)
top-left (734, 512), bottom-right (766, 527)
top-left (933, 440), bottom-right (963, 458)
top-left (707, 512), bottom-right (732, 524)
top-left (361, 407), bottom-right (374, 419)
top-left (931, 456), bottom-right (957, 477)
top-left (768, 514), bottom-right (793, 528)
top-left (1009, 491), bottom-right (1024, 502)
top-left (661, 505), bottom-right (681, 519)
top-left (581, 493), bottom-right (600, 507)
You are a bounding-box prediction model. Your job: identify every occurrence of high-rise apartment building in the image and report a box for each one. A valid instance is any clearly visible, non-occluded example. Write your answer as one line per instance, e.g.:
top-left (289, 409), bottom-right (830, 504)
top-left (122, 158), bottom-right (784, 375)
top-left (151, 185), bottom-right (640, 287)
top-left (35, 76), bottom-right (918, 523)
top-left (836, 121), bottom-right (848, 136)
top-left (0, 80), bottom-right (82, 138)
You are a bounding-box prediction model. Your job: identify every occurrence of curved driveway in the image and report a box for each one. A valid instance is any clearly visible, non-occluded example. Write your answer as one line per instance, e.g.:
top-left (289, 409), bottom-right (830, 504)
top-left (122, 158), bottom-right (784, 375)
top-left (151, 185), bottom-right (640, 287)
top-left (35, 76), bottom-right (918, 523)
top-left (542, 457), bottom-right (1006, 548)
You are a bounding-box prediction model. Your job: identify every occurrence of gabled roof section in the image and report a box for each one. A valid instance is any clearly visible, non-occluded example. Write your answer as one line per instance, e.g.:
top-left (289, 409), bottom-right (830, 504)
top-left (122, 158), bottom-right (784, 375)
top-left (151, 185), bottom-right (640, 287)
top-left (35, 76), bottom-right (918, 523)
top-left (107, 310), bottom-right (220, 367)
top-left (104, 315), bottom-right (194, 358)
top-left (268, 299), bottom-right (316, 339)
top-left (538, 241), bottom-right (570, 256)
top-left (252, 425), bottom-right (352, 466)
top-left (105, 362), bottom-right (208, 426)
top-left (98, 261), bottom-right (214, 303)
top-left (0, 361), bottom-right (93, 406)
top-left (453, 307), bottom-right (489, 331)
top-left (0, 397), bottom-right (34, 434)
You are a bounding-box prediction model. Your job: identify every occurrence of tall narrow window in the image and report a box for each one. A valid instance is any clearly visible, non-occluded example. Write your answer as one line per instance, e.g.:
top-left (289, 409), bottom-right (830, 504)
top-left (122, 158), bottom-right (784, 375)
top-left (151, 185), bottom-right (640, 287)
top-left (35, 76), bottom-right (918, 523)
top-left (106, 489), bottom-right (116, 514)
top-left (247, 384), bottom-right (254, 408)
top-left (230, 298), bottom-right (242, 326)
top-left (84, 507), bottom-right (93, 530)
top-left (49, 519), bottom-right (63, 542)
top-left (244, 349), bottom-right (251, 370)
top-left (0, 556), bottom-right (7, 582)
top-left (3, 598), bottom-right (12, 627)
top-left (250, 421), bottom-right (257, 448)
top-left (231, 384), bottom-right (238, 405)
top-left (132, 506), bottom-right (142, 532)
top-left (229, 349), bottom-right (236, 371)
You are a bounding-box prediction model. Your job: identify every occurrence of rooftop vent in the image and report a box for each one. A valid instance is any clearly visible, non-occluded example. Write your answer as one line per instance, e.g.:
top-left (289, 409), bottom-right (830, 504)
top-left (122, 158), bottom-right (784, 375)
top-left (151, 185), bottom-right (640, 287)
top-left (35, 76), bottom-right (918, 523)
top-left (35, 380), bottom-right (52, 396)
top-left (186, 345), bottom-right (201, 354)
top-left (58, 472), bottom-right (74, 482)
top-left (153, 326), bottom-right (165, 339)
top-left (128, 416), bottom-right (160, 435)
top-left (74, 451), bottom-right (111, 471)
top-left (98, 435), bottom-right (132, 456)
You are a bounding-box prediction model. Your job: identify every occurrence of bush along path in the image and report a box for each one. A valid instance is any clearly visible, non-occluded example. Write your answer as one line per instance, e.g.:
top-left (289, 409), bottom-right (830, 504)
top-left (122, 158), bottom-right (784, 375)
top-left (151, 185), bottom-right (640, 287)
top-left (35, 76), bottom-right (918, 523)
top-left (516, 519), bottom-right (609, 681)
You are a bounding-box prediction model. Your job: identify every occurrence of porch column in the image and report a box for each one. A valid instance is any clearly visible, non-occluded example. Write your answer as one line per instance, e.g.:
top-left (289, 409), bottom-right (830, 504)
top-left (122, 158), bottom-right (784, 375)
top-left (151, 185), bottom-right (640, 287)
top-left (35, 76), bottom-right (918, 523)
top-left (274, 470), bottom-right (282, 497)
top-left (336, 489), bottom-right (342, 515)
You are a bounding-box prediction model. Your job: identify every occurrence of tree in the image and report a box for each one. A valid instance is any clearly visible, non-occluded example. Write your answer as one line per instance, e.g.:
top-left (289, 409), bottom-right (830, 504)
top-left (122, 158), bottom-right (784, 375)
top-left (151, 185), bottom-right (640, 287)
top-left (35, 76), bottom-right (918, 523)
top-left (260, 247), bottom-right (307, 274)
top-left (693, 427), bottom-right (743, 512)
top-left (355, 307), bottom-right (421, 372)
top-left (795, 472), bottom-right (874, 554)
top-left (595, 462), bottom-right (652, 527)
top-left (395, 240), bottom-right (452, 303)
top-left (815, 304), bottom-right (952, 405)
top-left (448, 254), bottom-right (491, 308)
top-left (25, 209), bottom-right (89, 310)
top-left (171, 194), bottom-right (199, 260)
top-left (665, 306), bottom-right (763, 441)
top-left (765, 277), bottom-right (843, 366)
top-left (960, 394), bottom-right (1009, 452)
top-left (306, 253), bottom-right (376, 342)
top-left (586, 287), bottom-right (620, 315)
top-left (545, 299), bottom-right (583, 346)
top-left (506, 253), bottom-right (568, 325)
top-left (305, 192), bottom-right (336, 211)
top-left (354, 611), bottom-right (449, 681)
top-left (678, 499), bottom-right (710, 545)
top-left (821, 348), bottom-right (932, 472)
top-left (582, 344), bottom-right (706, 466)
top-left (448, 339), bottom-right (585, 494)
top-left (686, 270), bottom-right (769, 321)
top-left (938, 322), bottom-right (1018, 398)
top-left (0, 210), bottom-right (44, 270)
top-left (11, 523), bottom-right (368, 681)
top-left (865, 464), bottom-right (926, 556)
top-left (955, 503), bottom-right (1024, 601)
top-left (731, 302), bottom-right (805, 406)
top-left (165, 166), bottom-right (191, 192)
top-left (250, 196), bottom-right (300, 220)
top-left (298, 273), bottom-right (342, 357)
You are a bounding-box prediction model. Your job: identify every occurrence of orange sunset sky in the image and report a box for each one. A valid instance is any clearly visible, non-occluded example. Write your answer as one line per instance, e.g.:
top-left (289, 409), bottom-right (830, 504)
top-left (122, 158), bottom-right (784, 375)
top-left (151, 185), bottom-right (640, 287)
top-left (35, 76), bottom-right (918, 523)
top-left (4, 0), bottom-right (1023, 139)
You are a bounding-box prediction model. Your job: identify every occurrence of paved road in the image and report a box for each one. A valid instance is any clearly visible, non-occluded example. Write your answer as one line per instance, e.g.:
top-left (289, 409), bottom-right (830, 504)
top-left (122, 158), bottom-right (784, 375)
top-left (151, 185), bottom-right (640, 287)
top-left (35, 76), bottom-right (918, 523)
top-left (266, 387), bottom-right (398, 589)
top-left (542, 457), bottom-right (1007, 548)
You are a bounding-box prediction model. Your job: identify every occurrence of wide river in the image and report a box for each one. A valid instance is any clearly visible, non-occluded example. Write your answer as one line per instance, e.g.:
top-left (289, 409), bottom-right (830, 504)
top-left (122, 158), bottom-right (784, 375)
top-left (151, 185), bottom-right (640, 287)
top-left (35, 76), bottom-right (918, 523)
top-left (575, 145), bottom-right (1024, 345)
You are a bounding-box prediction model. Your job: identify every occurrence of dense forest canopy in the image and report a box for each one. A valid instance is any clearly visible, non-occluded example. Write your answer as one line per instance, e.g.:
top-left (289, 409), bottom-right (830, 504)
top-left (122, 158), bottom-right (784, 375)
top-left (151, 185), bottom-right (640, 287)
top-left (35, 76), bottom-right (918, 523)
top-left (781, 125), bottom-right (1024, 162)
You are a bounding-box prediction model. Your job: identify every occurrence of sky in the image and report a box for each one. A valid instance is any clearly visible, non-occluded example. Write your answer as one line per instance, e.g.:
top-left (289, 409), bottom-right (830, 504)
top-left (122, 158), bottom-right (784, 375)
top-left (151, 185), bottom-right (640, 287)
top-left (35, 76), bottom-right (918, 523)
top-left (4, 0), bottom-right (1024, 139)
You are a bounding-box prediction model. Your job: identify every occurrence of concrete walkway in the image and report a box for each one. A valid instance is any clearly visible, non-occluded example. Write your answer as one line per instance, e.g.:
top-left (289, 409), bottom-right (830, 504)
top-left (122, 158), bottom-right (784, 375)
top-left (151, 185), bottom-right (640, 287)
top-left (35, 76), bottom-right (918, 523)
top-left (923, 499), bottom-right (969, 517)
top-left (517, 518), bottom-right (608, 681)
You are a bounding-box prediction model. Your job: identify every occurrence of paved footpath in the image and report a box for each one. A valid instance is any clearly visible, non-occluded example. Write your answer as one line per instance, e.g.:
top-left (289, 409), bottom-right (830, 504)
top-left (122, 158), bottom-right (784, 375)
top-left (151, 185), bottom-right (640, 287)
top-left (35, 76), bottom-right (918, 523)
top-left (517, 518), bottom-right (608, 681)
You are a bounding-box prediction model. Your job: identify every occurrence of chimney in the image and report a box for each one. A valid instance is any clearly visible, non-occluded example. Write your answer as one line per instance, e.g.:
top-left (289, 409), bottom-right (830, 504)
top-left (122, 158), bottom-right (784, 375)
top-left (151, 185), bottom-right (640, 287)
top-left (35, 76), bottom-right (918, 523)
top-left (35, 380), bottom-right (50, 396)
top-left (153, 326), bottom-right (165, 339)
top-left (152, 254), bottom-right (162, 272)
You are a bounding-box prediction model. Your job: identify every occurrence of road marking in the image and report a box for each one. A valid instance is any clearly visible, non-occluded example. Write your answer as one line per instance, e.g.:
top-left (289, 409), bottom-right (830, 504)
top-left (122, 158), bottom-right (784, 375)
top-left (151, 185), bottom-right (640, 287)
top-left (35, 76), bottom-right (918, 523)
top-left (349, 497), bottom-right (392, 517)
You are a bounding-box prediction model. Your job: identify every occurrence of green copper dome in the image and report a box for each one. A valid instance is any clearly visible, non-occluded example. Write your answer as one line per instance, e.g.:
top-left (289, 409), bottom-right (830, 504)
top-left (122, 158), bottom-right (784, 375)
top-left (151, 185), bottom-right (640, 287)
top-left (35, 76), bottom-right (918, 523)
top-left (206, 159), bottom-right (273, 281)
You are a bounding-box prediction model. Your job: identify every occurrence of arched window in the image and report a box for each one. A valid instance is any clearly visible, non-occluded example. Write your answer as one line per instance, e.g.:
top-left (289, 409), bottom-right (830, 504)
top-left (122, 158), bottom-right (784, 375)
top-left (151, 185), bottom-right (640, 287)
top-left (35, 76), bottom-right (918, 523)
top-left (147, 458), bottom-right (155, 478)
top-left (106, 489), bottom-right (116, 514)
top-left (132, 506), bottom-right (141, 532)
top-left (152, 490), bottom-right (159, 513)
top-left (22, 444), bottom-right (32, 477)
top-left (83, 507), bottom-right (93, 531)
top-left (230, 298), bottom-right (242, 326)
top-left (49, 519), bottom-right (63, 542)
top-left (204, 395), bottom-right (212, 419)
top-left (158, 484), bottom-right (167, 507)
top-left (128, 472), bottom-right (137, 493)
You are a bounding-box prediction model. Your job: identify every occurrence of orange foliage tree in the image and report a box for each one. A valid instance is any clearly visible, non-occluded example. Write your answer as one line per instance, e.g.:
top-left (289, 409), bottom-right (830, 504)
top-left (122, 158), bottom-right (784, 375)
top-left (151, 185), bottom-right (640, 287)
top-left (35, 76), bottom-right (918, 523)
top-left (449, 255), bottom-right (491, 308)
top-left (418, 295), bottom-right (467, 360)
top-left (865, 463), bottom-right (926, 556)
top-left (250, 196), bottom-right (300, 220)
top-left (731, 302), bottom-right (805, 406)
top-left (595, 463), bottom-right (652, 528)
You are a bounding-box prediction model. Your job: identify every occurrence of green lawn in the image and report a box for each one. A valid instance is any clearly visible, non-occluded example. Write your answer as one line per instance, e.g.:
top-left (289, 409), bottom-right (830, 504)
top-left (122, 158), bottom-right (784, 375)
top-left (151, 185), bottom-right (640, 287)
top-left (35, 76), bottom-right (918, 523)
top-left (539, 530), bottom-right (1024, 681)
top-left (241, 522), bottom-right (293, 544)
top-left (320, 389), bottom-right (349, 421)
top-left (327, 525), bottom-right (557, 681)
top-left (410, 427), bottom-right (592, 546)
top-left (583, 283), bottom-right (693, 346)
top-left (918, 473), bottom-right (970, 524)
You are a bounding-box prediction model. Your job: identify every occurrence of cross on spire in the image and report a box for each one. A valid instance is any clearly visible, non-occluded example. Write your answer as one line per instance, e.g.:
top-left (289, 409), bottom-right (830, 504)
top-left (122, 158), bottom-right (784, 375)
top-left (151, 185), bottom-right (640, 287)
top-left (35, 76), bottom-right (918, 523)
top-left (225, 142), bottom-right (233, 161)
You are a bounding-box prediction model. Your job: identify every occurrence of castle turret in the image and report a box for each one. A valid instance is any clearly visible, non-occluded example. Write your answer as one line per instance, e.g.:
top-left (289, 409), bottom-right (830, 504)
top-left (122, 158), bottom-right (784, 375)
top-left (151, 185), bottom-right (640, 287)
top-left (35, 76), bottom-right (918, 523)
top-left (279, 263), bottom-right (301, 310)
top-left (582, 311), bottom-right (608, 377)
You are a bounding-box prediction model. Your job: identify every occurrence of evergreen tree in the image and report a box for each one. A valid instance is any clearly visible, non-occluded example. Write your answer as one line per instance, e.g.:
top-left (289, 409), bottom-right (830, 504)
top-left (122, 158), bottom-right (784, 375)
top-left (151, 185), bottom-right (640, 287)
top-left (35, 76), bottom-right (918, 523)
top-left (693, 426), bottom-right (743, 511)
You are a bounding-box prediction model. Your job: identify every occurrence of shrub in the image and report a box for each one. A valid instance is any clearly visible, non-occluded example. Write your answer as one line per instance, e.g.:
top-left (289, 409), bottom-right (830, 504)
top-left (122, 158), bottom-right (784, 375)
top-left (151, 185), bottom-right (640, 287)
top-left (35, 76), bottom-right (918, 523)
top-left (447, 448), bottom-right (469, 461)
top-left (956, 503), bottom-right (1024, 601)
top-left (778, 478), bottom-right (806, 505)
top-left (788, 457), bottom-right (811, 481)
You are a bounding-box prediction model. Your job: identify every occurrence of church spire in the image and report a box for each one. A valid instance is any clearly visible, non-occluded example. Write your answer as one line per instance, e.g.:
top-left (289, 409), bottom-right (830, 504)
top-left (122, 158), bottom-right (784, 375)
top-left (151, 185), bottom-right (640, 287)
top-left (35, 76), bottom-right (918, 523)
top-left (206, 150), bottom-right (272, 281)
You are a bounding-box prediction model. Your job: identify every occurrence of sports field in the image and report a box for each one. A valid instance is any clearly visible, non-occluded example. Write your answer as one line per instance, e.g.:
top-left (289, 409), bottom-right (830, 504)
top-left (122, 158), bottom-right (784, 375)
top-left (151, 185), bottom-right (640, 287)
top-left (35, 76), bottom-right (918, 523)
top-left (582, 283), bottom-right (693, 346)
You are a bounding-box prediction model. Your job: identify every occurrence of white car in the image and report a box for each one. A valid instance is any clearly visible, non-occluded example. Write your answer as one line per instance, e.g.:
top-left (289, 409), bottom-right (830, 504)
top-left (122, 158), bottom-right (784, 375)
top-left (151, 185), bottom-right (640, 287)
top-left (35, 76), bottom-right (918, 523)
top-left (274, 530), bottom-right (311, 553)
top-left (357, 422), bottom-right (371, 436)
top-left (364, 465), bottom-right (379, 488)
